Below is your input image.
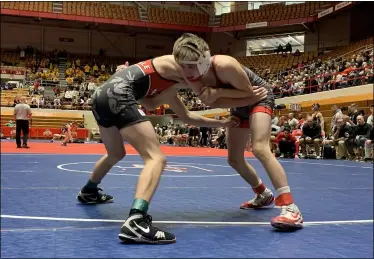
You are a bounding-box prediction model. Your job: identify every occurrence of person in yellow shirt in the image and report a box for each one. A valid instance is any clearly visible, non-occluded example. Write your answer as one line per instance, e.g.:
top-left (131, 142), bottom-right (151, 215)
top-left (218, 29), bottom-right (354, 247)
top-left (84, 64), bottom-right (90, 77)
top-left (66, 68), bottom-right (72, 77)
top-left (93, 64), bottom-right (99, 76)
top-left (75, 68), bottom-right (81, 77)
top-left (66, 77), bottom-right (73, 85)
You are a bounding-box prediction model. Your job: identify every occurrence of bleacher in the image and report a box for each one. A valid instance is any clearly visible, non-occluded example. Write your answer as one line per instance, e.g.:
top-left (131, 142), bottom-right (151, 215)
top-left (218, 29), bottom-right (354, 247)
top-left (236, 51), bottom-right (318, 77)
top-left (0, 88), bottom-right (30, 107)
top-left (147, 7), bottom-right (209, 27)
top-left (220, 2), bottom-right (332, 27)
top-left (321, 38), bottom-right (374, 61)
top-left (0, 1), bottom-right (53, 13)
top-left (62, 2), bottom-right (140, 21)
top-left (236, 37), bottom-right (373, 78)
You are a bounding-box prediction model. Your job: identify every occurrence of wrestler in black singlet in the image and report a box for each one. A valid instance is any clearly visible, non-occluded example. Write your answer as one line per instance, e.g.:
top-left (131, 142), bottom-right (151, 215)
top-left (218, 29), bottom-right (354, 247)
top-left (92, 60), bottom-right (179, 129)
top-left (210, 56), bottom-right (275, 127)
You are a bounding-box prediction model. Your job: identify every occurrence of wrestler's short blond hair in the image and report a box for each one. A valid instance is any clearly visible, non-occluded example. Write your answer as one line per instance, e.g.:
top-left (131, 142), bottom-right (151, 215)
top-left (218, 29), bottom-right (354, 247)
top-left (173, 33), bottom-right (210, 64)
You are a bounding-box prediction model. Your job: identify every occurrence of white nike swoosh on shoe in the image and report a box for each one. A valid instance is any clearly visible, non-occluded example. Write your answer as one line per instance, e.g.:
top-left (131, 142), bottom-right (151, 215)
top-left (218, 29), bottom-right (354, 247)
top-left (134, 221), bottom-right (150, 233)
top-left (80, 192), bottom-right (98, 201)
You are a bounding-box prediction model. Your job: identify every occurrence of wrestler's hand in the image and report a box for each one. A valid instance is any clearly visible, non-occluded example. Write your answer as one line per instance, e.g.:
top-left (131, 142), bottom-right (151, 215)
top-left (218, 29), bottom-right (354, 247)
top-left (198, 86), bottom-right (220, 104)
top-left (251, 86), bottom-right (268, 103)
top-left (116, 62), bottom-right (129, 72)
top-left (223, 116), bottom-right (240, 128)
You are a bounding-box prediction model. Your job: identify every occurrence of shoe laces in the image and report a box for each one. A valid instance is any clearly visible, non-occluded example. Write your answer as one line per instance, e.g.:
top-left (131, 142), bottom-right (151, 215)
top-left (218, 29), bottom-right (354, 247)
top-left (254, 189), bottom-right (269, 201)
top-left (280, 205), bottom-right (294, 216)
top-left (143, 214), bottom-right (153, 226)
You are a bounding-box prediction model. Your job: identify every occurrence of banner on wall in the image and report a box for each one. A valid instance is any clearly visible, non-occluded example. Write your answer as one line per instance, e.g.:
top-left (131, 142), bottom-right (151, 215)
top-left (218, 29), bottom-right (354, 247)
top-left (245, 21), bottom-right (268, 29)
top-left (1, 67), bottom-right (26, 75)
top-left (0, 67), bottom-right (26, 79)
top-left (334, 1), bottom-right (352, 11)
top-left (318, 7), bottom-right (334, 18)
top-left (59, 37), bottom-right (74, 43)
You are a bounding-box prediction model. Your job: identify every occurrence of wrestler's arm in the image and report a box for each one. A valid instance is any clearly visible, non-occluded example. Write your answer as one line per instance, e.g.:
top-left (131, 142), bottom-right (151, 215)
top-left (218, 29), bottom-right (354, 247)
top-left (167, 93), bottom-right (227, 128)
top-left (141, 83), bottom-right (228, 127)
top-left (138, 86), bottom-right (180, 111)
top-left (214, 56), bottom-right (253, 98)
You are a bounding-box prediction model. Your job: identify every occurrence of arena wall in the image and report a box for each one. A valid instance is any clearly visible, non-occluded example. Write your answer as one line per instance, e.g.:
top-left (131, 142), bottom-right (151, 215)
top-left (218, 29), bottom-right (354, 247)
top-left (0, 22), bottom-right (174, 58)
top-left (304, 10), bottom-right (351, 53)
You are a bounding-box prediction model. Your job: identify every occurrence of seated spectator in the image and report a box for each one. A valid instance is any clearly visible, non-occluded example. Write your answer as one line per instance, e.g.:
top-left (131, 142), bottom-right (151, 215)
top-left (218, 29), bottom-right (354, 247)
top-left (346, 115), bottom-right (372, 159)
top-left (287, 113), bottom-right (299, 130)
top-left (299, 116), bottom-right (322, 159)
top-left (297, 113), bottom-right (305, 129)
top-left (274, 126), bottom-right (297, 158)
top-left (367, 104), bottom-right (373, 126)
top-left (276, 44), bottom-right (283, 54)
top-left (364, 120), bottom-right (374, 161)
top-left (328, 117), bottom-right (353, 159)
top-left (331, 105), bottom-right (343, 131)
top-left (348, 103), bottom-right (361, 125)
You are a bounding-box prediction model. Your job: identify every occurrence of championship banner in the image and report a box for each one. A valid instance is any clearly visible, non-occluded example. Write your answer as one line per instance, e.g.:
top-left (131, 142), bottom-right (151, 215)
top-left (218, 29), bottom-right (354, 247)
top-left (245, 21), bottom-right (268, 29)
top-left (0, 67), bottom-right (26, 79)
top-left (318, 7), bottom-right (333, 18)
top-left (334, 1), bottom-right (352, 11)
top-left (1, 67), bottom-right (26, 75)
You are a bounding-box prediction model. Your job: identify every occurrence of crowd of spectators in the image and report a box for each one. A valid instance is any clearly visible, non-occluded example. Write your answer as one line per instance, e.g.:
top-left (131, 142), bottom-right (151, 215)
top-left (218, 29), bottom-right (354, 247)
top-left (154, 121), bottom-right (227, 149)
top-left (267, 48), bottom-right (373, 98)
top-left (269, 103), bottom-right (373, 162)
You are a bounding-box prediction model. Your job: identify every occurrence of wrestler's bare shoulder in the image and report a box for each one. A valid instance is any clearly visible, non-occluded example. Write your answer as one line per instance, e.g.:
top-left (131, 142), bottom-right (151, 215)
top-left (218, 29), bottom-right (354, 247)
top-left (153, 55), bottom-right (184, 82)
top-left (213, 55), bottom-right (238, 69)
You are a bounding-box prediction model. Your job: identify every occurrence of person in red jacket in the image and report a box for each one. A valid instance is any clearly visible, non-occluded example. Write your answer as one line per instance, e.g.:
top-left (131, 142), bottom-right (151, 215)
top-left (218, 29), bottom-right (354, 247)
top-left (275, 126), bottom-right (297, 158)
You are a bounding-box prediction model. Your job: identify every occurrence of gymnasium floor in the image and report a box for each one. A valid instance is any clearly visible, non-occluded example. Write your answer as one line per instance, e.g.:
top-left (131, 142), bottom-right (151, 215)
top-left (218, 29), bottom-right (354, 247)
top-left (1, 141), bottom-right (373, 258)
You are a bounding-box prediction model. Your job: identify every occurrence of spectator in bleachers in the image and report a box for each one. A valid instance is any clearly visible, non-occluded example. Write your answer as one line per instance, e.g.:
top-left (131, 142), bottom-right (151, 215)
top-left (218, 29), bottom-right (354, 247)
top-left (299, 116), bottom-right (322, 159)
top-left (54, 97), bottom-right (61, 109)
top-left (285, 42), bottom-right (292, 54)
top-left (268, 47), bottom-right (373, 98)
top-left (93, 63), bottom-right (99, 76)
top-left (84, 64), bottom-right (90, 76)
top-left (276, 44), bottom-right (283, 54)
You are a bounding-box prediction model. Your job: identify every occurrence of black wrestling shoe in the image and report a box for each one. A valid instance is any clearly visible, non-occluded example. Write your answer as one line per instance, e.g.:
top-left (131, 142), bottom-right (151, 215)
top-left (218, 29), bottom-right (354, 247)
top-left (76, 187), bottom-right (114, 204)
top-left (118, 213), bottom-right (176, 244)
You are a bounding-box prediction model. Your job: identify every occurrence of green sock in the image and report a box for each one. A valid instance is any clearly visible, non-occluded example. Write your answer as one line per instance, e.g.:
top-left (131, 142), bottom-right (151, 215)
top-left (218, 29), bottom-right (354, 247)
top-left (130, 198), bottom-right (149, 215)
